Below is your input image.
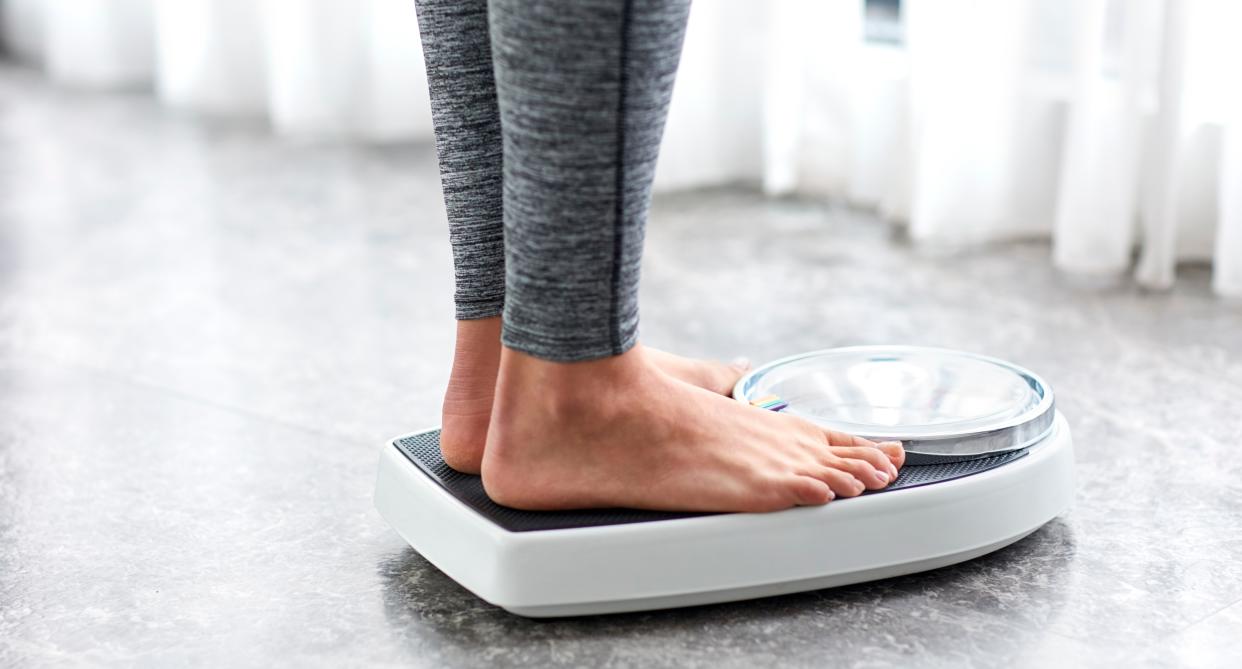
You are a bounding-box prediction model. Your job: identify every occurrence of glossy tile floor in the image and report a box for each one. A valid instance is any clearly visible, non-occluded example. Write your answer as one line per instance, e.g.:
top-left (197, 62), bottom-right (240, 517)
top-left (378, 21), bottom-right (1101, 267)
top-left (2, 65), bottom-right (1240, 668)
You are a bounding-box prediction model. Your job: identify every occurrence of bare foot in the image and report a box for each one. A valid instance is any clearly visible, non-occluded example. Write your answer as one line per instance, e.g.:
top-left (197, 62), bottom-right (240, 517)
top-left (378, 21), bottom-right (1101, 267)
top-left (643, 347), bottom-right (750, 396)
top-left (440, 318), bottom-right (751, 473)
top-left (440, 317), bottom-right (502, 473)
top-left (482, 344), bottom-right (905, 512)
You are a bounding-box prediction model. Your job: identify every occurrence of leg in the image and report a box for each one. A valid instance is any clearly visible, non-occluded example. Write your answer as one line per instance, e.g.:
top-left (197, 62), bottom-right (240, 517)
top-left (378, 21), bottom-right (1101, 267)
top-left (482, 0), bottom-right (904, 511)
top-left (418, 0), bottom-right (762, 473)
top-left (492, 0), bottom-right (675, 361)
top-left (416, 0), bottom-right (506, 321)
top-left (415, 0), bottom-right (506, 472)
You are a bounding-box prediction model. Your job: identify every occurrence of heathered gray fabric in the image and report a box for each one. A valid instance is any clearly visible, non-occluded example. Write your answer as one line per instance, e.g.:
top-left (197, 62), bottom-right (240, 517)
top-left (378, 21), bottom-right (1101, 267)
top-left (416, 0), bottom-right (691, 361)
top-left (414, 0), bottom-right (506, 320)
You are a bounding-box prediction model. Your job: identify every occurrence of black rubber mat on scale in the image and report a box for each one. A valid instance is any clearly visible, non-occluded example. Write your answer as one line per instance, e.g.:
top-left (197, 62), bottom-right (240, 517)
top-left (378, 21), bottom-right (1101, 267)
top-left (393, 430), bottom-right (1028, 532)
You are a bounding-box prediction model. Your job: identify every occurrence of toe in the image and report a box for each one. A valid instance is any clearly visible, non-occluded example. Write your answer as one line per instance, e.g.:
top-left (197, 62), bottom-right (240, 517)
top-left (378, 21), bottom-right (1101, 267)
top-left (877, 441), bottom-right (905, 471)
top-left (822, 428), bottom-right (877, 448)
top-left (815, 467), bottom-right (868, 498)
top-left (827, 445), bottom-right (900, 482)
top-left (826, 454), bottom-right (891, 490)
top-left (790, 476), bottom-right (834, 506)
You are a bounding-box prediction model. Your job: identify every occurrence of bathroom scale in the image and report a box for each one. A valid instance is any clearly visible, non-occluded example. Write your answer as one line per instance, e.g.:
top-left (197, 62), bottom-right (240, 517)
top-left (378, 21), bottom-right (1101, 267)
top-left (375, 346), bottom-right (1074, 617)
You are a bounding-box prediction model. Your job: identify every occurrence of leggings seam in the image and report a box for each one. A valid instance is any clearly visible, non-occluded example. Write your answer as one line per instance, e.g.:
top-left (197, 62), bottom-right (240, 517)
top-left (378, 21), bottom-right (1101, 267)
top-left (609, 0), bottom-right (633, 356)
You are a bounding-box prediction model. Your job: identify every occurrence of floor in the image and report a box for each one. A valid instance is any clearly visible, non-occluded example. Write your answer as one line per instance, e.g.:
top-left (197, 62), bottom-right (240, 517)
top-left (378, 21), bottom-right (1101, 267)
top-left (2, 64), bottom-right (1240, 668)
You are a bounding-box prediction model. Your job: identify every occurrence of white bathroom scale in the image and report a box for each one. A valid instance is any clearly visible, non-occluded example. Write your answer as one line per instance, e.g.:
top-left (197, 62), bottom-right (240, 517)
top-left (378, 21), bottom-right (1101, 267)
top-left (374, 346), bottom-right (1075, 617)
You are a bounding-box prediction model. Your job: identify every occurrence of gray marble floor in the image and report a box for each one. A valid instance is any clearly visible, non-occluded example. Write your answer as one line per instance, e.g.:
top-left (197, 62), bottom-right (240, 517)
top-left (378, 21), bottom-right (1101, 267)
top-left (2, 64), bottom-right (1240, 668)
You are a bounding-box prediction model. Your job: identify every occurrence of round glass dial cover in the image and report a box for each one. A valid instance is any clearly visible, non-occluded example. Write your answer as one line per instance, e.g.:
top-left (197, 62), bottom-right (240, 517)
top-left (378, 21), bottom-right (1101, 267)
top-left (734, 346), bottom-right (1055, 456)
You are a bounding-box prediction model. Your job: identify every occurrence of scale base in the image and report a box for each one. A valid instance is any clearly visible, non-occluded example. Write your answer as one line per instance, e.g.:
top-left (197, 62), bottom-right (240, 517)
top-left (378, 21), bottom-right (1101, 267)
top-left (375, 414), bottom-right (1073, 617)
top-left (503, 529), bottom-right (1039, 617)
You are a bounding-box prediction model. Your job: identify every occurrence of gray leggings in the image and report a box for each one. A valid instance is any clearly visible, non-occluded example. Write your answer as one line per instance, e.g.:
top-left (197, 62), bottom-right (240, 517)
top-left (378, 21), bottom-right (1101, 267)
top-left (414, 0), bottom-right (691, 362)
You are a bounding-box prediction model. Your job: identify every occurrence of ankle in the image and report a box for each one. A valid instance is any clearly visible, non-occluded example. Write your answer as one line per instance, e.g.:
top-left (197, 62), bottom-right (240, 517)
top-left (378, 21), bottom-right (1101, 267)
top-left (493, 345), bottom-right (648, 418)
top-left (444, 317), bottom-right (502, 398)
top-left (439, 317), bottom-right (502, 474)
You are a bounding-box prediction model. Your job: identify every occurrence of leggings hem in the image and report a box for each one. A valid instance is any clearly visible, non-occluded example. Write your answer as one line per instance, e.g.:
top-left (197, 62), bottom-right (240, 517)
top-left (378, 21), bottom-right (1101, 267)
top-left (502, 323), bottom-right (637, 363)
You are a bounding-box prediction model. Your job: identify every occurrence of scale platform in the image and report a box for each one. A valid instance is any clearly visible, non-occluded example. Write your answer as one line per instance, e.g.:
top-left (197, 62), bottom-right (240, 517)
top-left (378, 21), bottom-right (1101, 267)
top-left (375, 347), bottom-right (1075, 617)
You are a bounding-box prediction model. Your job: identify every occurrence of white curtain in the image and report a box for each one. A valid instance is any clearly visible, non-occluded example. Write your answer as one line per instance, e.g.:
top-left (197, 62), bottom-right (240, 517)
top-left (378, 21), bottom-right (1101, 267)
top-left (43, 0), bottom-right (153, 88)
top-left (3, 0), bottom-right (433, 139)
top-left (3, 0), bottom-right (1240, 296)
top-left (758, 0), bottom-right (1242, 296)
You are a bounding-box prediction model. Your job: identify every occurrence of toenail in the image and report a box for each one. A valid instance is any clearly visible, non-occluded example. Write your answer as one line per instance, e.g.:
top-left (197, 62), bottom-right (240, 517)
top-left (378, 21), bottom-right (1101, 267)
top-left (731, 356), bottom-right (751, 370)
top-left (875, 470), bottom-right (890, 484)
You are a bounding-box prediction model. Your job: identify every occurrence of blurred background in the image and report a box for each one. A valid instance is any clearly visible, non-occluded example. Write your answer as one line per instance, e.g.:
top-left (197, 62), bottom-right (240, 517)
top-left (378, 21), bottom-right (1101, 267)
top-left (4, 0), bottom-right (1241, 293)
top-left (3, 1), bottom-right (1242, 667)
